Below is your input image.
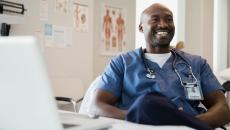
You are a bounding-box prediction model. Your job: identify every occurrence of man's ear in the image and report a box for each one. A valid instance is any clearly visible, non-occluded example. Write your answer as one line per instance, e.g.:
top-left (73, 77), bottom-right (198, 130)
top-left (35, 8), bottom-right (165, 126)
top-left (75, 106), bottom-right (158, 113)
top-left (139, 24), bottom-right (143, 33)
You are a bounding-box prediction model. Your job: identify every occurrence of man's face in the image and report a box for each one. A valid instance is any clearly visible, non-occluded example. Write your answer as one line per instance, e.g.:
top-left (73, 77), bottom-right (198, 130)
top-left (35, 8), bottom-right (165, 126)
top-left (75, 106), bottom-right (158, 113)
top-left (140, 5), bottom-right (175, 48)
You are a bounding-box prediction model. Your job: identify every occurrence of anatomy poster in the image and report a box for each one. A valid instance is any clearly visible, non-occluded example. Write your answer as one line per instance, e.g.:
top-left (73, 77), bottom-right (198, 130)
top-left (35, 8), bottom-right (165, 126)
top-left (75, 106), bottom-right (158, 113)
top-left (73, 3), bottom-right (89, 32)
top-left (40, 0), bottom-right (48, 21)
top-left (101, 5), bottom-right (126, 55)
top-left (55, 0), bottom-right (69, 14)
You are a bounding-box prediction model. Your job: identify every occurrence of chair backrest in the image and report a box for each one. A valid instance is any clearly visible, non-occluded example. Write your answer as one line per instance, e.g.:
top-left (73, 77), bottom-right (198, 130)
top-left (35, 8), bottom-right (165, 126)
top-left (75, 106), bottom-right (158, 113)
top-left (219, 68), bottom-right (230, 81)
top-left (78, 76), bottom-right (101, 115)
top-left (223, 81), bottom-right (230, 91)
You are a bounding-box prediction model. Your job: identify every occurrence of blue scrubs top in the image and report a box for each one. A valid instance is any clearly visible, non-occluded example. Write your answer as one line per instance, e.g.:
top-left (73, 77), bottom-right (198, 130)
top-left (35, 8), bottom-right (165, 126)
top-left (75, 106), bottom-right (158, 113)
top-left (97, 48), bottom-right (224, 115)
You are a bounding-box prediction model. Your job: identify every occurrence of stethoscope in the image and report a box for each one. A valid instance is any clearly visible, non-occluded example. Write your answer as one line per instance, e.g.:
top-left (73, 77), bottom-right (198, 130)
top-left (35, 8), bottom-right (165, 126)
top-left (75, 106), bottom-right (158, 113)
top-left (141, 48), bottom-right (198, 87)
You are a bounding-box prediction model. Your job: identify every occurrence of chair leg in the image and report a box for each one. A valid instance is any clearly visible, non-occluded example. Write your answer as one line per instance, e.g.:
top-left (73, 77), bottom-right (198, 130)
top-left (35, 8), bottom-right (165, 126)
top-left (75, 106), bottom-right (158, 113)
top-left (70, 99), bottom-right (77, 112)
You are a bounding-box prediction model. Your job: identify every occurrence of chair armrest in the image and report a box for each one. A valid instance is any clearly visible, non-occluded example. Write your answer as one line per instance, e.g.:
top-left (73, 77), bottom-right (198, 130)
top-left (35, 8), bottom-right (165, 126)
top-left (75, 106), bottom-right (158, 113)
top-left (55, 96), bottom-right (83, 112)
top-left (56, 97), bottom-right (73, 102)
top-left (55, 96), bottom-right (83, 103)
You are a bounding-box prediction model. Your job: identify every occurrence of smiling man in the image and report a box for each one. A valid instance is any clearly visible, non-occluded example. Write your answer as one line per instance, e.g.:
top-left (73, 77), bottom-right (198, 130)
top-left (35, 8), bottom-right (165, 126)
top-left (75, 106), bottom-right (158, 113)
top-left (140, 4), bottom-right (175, 53)
top-left (91, 3), bottom-right (230, 130)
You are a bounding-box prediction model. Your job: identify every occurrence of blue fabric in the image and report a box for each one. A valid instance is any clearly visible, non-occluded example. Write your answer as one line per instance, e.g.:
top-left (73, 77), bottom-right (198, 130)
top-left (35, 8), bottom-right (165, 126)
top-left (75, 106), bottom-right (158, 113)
top-left (97, 47), bottom-right (224, 115)
top-left (126, 93), bottom-right (213, 130)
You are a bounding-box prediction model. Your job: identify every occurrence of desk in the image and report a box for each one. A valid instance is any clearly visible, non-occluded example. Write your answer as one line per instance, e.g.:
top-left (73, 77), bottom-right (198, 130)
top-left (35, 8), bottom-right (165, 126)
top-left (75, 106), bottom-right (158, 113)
top-left (59, 110), bottom-right (195, 130)
top-left (59, 111), bottom-right (230, 130)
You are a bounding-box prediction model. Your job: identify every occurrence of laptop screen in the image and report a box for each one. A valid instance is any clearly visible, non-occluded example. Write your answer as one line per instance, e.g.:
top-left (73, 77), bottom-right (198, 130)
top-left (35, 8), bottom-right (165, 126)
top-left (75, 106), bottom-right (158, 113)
top-left (0, 36), bottom-right (63, 130)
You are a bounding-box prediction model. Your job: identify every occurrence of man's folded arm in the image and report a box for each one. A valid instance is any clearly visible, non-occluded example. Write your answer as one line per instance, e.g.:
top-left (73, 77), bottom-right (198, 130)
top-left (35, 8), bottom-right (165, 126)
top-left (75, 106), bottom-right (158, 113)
top-left (91, 88), bottom-right (127, 119)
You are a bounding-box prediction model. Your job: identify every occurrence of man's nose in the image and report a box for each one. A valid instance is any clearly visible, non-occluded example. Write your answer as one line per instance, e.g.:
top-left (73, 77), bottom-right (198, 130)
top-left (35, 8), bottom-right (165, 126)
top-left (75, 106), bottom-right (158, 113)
top-left (158, 19), bottom-right (168, 28)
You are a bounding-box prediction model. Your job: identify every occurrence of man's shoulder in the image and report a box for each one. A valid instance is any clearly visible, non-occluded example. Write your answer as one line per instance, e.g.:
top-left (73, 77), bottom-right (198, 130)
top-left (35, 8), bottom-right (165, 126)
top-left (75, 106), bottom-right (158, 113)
top-left (114, 48), bottom-right (141, 58)
top-left (175, 50), bottom-right (206, 65)
top-left (111, 48), bottom-right (142, 64)
top-left (176, 50), bottom-right (204, 60)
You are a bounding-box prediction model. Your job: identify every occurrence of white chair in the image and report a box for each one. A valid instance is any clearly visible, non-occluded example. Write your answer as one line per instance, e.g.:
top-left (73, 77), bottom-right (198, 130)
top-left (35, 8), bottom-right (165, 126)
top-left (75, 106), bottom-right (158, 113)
top-left (78, 76), bottom-right (101, 115)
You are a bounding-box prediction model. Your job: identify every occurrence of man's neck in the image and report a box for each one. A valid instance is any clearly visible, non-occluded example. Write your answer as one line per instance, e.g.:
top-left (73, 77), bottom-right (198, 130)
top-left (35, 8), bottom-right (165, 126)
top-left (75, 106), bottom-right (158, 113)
top-left (145, 46), bottom-right (170, 54)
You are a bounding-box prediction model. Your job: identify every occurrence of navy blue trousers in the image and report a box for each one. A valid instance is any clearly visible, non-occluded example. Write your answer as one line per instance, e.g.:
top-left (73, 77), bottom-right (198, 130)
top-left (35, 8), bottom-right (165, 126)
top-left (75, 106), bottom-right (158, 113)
top-left (125, 93), bottom-right (213, 130)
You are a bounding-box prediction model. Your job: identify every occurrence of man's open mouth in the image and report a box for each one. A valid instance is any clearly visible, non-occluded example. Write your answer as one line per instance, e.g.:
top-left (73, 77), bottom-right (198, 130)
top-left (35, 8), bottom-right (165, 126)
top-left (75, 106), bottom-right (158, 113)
top-left (154, 30), bottom-right (171, 38)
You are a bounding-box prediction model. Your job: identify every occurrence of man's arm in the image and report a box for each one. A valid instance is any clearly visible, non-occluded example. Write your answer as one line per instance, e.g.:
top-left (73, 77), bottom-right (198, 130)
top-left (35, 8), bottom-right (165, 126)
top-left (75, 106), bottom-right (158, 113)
top-left (196, 90), bottom-right (230, 128)
top-left (91, 88), bottom-right (127, 119)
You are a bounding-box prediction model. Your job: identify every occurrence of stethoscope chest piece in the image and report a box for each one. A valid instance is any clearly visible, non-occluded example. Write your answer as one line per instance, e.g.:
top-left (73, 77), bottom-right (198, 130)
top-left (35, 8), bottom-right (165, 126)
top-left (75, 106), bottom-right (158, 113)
top-left (146, 68), bottom-right (156, 79)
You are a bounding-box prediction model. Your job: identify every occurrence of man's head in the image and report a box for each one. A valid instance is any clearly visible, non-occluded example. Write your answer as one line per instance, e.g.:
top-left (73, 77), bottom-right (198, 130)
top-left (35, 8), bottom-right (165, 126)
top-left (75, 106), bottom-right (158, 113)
top-left (139, 3), bottom-right (175, 51)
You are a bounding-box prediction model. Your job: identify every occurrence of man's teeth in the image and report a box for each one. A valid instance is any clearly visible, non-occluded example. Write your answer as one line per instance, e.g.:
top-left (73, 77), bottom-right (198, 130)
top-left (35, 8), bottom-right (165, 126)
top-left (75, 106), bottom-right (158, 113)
top-left (155, 31), bottom-right (168, 37)
top-left (157, 32), bottom-right (168, 35)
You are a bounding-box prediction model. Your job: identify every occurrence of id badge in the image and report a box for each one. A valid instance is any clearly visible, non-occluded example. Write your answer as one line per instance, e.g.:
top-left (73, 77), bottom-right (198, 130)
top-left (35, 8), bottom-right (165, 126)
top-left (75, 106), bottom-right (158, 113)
top-left (184, 81), bottom-right (203, 100)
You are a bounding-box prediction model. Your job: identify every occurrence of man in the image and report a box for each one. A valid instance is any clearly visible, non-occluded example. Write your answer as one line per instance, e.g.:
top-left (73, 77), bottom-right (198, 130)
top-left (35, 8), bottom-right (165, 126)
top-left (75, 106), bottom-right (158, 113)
top-left (91, 3), bottom-right (230, 129)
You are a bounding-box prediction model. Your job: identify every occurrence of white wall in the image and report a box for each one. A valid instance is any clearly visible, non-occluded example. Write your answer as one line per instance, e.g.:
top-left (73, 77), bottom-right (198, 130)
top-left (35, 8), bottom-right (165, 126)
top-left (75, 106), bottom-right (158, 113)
top-left (177, 0), bottom-right (186, 43)
top-left (213, 0), bottom-right (228, 73)
top-left (229, 0), bottom-right (230, 67)
top-left (184, 0), bottom-right (214, 67)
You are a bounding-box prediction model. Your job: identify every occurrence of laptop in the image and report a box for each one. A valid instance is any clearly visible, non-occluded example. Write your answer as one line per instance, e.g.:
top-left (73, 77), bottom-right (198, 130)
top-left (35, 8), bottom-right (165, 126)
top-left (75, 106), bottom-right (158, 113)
top-left (0, 36), bottom-right (112, 130)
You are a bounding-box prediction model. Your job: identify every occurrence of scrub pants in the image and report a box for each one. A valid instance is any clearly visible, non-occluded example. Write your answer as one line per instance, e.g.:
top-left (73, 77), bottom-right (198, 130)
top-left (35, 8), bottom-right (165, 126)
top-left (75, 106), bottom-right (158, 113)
top-left (125, 93), bottom-right (213, 130)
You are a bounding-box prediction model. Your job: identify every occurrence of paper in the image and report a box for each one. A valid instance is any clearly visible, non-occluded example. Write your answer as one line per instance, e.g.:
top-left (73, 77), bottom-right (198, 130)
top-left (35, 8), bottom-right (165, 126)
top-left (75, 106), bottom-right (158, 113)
top-left (53, 25), bottom-right (72, 48)
top-left (64, 27), bottom-right (73, 47)
top-left (44, 24), bottom-right (53, 47)
top-left (73, 3), bottom-right (89, 32)
top-left (53, 26), bottom-right (65, 47)
top-left (40, 0), bottom-right (49, 21)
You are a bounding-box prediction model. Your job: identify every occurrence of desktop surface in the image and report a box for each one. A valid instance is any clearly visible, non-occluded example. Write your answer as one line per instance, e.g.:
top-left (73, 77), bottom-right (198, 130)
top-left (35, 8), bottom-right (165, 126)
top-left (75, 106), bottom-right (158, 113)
top-left (59, 110), bottom-right (196, 130)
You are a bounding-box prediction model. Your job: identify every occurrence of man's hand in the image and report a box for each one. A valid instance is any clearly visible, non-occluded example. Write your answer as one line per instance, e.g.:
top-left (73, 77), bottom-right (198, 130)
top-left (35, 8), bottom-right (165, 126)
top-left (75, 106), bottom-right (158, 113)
top-left (196, 90), bottom-right (230, 128)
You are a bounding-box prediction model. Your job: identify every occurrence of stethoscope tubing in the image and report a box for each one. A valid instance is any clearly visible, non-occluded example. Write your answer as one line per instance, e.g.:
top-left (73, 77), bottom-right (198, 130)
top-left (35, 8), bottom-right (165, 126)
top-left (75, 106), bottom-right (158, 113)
top-left (171, 49), bottom-right (198, 86)
top-left (141, 48), bottom-right (198, 87)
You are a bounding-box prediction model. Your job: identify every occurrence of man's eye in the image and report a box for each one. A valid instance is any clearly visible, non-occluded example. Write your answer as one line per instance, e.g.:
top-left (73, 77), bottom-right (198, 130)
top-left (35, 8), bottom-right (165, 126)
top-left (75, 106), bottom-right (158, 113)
top-left (151, 18), bottom-right (158, 22)
top-left (167, 17), bottom-right (173, 22)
